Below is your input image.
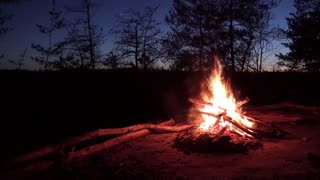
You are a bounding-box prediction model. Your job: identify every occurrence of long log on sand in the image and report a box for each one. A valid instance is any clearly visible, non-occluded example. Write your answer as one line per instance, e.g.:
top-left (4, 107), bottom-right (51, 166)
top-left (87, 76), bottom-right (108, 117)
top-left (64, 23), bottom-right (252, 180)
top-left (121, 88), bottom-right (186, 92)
top-left (13, 119), bottom-right (176, 165)
top-left (68, 124), bottom-right (193, 160)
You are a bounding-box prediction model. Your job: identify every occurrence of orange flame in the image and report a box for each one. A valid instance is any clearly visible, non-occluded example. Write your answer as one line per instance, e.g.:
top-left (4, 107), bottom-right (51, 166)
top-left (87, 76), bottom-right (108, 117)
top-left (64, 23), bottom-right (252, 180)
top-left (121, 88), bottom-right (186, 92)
top-left (198, 56), bottom-right (254, 136)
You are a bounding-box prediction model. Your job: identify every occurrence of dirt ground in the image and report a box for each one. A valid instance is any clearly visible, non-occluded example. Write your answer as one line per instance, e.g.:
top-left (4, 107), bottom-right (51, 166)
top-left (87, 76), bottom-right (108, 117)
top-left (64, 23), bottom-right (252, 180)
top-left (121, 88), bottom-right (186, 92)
top-left (3, 103), bottom-right (320, 179)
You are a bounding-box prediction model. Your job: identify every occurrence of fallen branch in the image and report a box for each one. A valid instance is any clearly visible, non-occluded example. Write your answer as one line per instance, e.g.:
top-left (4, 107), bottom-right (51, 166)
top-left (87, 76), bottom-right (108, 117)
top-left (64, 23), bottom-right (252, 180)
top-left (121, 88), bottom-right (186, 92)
top-left (13, 119), bottom-right (175, 166)
top-left (68, 124), bottom-right (193, 160)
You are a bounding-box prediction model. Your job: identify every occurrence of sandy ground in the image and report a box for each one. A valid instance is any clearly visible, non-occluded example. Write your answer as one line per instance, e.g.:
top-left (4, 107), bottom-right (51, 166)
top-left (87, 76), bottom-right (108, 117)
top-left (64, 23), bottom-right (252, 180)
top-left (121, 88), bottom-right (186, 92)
top-left (3, 103), bottom-right (320, 179)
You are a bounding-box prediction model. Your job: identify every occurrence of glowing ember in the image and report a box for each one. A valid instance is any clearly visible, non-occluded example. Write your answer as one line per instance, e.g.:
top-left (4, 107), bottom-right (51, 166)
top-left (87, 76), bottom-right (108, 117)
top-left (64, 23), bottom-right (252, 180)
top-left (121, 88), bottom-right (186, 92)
top-left (196, 56), bottom-right (255, 137)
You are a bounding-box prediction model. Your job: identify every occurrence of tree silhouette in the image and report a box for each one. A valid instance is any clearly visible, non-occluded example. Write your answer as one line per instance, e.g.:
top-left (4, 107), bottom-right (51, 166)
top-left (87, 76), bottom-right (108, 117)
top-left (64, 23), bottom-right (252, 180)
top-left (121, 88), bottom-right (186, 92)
top-left (62, 18), bottom-right (103, 70)
top-left (65, 0), bottom-right (103, 70)
top-left (31, 0), bottom-right (65, 70)
top-left (0, 8), bottom-right (12, 60)
top-left (103, 51), bottom-right (119, 69)
top-left (226, 0), bottom-right (280, 72)
top-left (277, 0), bottom-right (320, 72)
top-left (0, 9), bottom-right (12, 36)
top-left (165, 0), bottom-right (222, 71)
top-left (113, 6), bottom-right (163, 70)
top-left (165, 0), bottom-right (279, 71)
top-left (8, 48), bottom-right (27, 70)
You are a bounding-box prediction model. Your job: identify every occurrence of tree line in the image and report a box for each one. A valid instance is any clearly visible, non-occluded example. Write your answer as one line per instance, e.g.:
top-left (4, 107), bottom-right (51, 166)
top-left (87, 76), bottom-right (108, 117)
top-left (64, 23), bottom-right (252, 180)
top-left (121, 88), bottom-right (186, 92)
top-left (0, 0), bottom-right (320, 72)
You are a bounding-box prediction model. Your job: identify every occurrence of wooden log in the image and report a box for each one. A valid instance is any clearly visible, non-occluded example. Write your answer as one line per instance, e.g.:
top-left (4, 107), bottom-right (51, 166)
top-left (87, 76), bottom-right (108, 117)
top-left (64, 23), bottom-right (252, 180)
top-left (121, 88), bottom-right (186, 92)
top-left (223, 116), bottom-right (260, 138)
top-left (211, 126), bottom-right (228, 141)
top-left (237, 97), bottom-right (250, 107)
top-left (13, 119), bottom-right (175, 165)
top-left (68, 124), bottom-right (193, 160)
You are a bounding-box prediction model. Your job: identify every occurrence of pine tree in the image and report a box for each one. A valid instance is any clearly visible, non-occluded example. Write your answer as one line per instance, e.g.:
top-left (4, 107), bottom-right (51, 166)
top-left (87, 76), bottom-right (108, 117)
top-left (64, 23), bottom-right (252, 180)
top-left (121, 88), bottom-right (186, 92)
top-left (165, 0), bottom-right (279, 71)
top-left (277, 0), bottom-right (320, 72)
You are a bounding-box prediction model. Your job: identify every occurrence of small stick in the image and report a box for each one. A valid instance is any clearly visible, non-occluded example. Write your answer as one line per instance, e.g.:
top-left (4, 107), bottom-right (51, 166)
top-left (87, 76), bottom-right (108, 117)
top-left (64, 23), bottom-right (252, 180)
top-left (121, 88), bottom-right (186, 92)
top-left (237, 97), bottom-right (250, 107)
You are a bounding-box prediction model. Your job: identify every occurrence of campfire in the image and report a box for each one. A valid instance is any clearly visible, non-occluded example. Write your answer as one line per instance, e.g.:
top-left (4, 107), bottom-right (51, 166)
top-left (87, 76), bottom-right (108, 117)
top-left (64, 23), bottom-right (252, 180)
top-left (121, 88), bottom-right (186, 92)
top-left (189, 56), bottom-right (257, 138)
top-left (173, 56), bottom-right (289, 154)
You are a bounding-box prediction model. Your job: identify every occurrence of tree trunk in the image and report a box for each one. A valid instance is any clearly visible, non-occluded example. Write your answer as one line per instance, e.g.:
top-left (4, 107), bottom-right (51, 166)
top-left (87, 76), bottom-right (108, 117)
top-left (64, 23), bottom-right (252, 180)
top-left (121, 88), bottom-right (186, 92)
top-left (229, 15), bottom-right (235, 72)
top-left (199, 15), bottom-right (204, 71)
top-left (241, 33), bottom-right (254, 72)
top-left (259, 42), bottom-right (263, 72)
top-left (134, 25), bottom-right (139, 69)
top-left (45, 30), bottom-right (52, 71)
top-left (86, 1), bottom-right (95, 70)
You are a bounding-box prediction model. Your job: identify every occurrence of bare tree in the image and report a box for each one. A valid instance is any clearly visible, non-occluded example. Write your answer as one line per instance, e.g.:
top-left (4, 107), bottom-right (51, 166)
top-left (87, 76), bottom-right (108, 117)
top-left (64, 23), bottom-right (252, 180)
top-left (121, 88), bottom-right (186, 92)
top-left (103, 51), bottom-right (119, 69)
top-left (113, 6), bottom-right (163, 69)
top-left (8, 48), bottom-right (27, 70)
top-left (31, 0), bottom-right (65, 70)
top-left (66, 0), bottom-right (103, 70)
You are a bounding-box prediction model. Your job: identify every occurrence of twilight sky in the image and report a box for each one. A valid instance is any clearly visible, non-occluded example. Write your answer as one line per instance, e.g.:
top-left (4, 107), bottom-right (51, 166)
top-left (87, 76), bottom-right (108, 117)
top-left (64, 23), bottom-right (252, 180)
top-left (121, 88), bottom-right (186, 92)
top-left (0, 0), bottom-right (294, 70)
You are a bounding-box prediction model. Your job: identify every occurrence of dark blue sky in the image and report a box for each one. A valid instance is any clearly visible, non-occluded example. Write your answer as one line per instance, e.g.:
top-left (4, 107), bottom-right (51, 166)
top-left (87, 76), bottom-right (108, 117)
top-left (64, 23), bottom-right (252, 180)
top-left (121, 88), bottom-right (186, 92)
top-left (0, 0), bottom-right (294, 70)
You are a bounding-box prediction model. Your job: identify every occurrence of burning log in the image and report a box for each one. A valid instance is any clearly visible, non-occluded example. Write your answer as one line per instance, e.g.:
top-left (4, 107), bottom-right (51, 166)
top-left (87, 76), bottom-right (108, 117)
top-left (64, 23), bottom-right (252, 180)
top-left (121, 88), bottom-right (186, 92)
top-left (68, 124), bottom-right (193, 160)
top-left (13, 119), bottom-right (182, 165)
top-left (222, 116), bottom-right (260, 138)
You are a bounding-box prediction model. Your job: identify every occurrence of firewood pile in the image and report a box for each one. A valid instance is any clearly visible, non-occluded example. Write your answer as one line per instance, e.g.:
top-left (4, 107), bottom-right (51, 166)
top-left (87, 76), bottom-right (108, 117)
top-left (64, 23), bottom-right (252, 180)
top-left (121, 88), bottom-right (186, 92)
top-left (172, 98), bottom-right (290, 154)
top-left (189, 98), bottom-right (289, 139)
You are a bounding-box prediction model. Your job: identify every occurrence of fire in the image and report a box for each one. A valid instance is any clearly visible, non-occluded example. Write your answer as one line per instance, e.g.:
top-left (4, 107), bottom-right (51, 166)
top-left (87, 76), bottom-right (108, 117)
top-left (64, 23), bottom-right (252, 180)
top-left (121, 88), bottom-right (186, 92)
top-left (197, 56), bottom-right (254, 137)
